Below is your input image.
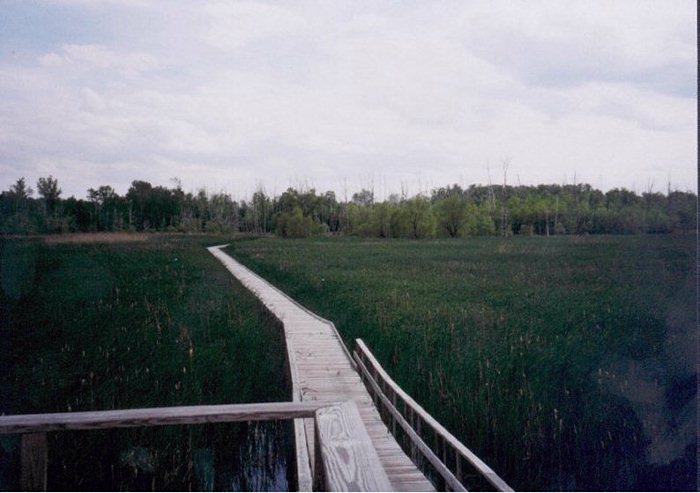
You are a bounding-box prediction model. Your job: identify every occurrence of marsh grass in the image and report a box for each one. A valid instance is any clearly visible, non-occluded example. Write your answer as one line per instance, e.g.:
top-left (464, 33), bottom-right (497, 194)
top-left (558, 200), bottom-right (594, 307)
top-left (227, 235), bottom-right (696, 491)
top-left (42, 232), bottom-right (150, 244)
top-left (0, 235), bottom-right (293, 490)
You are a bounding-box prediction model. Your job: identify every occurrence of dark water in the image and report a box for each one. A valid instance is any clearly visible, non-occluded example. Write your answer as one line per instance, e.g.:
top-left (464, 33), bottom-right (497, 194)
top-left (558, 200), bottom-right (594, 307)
top-left (0, 420), bottom-right (295, 491)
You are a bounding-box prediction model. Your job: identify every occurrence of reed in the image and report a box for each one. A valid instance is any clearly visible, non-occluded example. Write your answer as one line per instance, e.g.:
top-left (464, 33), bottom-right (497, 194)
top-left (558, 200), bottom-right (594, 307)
top-left (0, 235), bottom-right (293, 490)
top-left (227, 234), bottom-right (696, 491)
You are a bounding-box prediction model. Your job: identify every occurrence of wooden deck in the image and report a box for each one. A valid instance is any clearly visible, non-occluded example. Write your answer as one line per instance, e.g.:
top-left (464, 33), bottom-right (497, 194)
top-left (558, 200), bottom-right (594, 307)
top-left (0, 400), bottom-right (371, 491)
top-left (208, 245), bottom-right (435, 492)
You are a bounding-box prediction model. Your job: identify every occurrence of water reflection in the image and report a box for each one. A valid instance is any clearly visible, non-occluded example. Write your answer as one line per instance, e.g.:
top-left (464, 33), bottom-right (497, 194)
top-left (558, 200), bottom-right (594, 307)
top-left (216, 421), bottom-right (294, 492)
top-left (0, 420), bottom-right (295, 491)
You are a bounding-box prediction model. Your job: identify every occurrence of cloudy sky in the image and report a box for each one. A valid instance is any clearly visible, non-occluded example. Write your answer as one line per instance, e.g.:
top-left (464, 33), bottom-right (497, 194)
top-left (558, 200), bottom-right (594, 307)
top-left (0, 1), bottom-right (696, 199)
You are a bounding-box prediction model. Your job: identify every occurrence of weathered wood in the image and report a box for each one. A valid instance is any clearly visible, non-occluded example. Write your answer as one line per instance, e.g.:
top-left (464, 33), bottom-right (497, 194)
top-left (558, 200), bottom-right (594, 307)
top-left (313, 414), bottom-right (324, 491)
top-left (416, 414), bottom-right (423, 466)
top-left (391, 389), bottom-right (398, 436)
top-left (442, 435), bottom-right (448, 469)
top-left (408, 407), bottom-right (417, 461)
top-left (210, 245), bottom-right (315, 490)
top-left (355, 354), bottom-right (466, 492)
top-left (456, 453), bottom-right (463, 486)
top-left (288, 341), bottom-right (314, 491)
top-left (208, 245), bottom-right (356, 369)
top-left (21, 433), bottom-right (47, 491)
top-left (315, 401), bottom-right (392, 492)
top-left (356, 339), bottom-right (513, 492)
top-left (0, 401), bottom-right (328, 435)
top-left (208, 246), bottom-right (435, 492)
top-left (294, 416), bottom-right (313, 492)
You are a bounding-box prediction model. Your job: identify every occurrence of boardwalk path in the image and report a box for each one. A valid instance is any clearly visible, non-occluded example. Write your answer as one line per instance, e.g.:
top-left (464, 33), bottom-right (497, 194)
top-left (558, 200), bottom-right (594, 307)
top-left (208, 245), bottom-right (434, 492)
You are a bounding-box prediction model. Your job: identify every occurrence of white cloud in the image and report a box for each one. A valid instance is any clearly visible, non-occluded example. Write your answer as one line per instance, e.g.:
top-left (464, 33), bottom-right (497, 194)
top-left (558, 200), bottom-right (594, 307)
top-left (202, 2), bottom-right (308, 50)
top-left (45, 0), bottom-right (152, 7)
top-left (0, 1), bottom-right (695, 198)
top-left (459, 0), bottom-right (696, 96)
top-left (39, 44), bottom-right (158, 77)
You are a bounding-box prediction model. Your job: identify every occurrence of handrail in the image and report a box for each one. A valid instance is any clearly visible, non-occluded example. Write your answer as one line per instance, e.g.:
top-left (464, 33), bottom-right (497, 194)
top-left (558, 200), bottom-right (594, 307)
top-left (0, 401), bottom-right (328, 435)
top-left (354, 355), bottom-right (466, 492)
top-left (2, 399), bottom-right (388, 492)
top-left (354, 338), bottom-right (513, 492)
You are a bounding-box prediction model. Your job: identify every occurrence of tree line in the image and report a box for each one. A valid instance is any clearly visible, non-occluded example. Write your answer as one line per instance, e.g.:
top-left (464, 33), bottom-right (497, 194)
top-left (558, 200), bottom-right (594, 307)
top-left (1, 176), bottom-right (696, 237)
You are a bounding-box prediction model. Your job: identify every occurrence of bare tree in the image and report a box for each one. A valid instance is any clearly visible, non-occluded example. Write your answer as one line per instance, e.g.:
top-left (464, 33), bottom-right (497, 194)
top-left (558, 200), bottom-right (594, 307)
top-left (486, 161), bottom-right (496, 212)
top-left (501, 158), bottom-right (510, 237)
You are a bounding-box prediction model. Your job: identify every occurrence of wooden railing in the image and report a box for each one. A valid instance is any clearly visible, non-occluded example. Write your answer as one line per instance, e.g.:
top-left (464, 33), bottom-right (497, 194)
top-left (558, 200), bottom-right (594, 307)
top-left (0, 400), bottom-right (389, 492)
top-left (354, 339), bottom-right (514, 492)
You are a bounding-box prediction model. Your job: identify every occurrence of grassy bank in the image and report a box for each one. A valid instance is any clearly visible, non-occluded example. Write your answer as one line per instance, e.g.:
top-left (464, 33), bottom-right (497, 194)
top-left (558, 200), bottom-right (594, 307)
top-left (226, 235), bottom-right (696, 491)
top-left (0, 235), bottom-right (292, 490)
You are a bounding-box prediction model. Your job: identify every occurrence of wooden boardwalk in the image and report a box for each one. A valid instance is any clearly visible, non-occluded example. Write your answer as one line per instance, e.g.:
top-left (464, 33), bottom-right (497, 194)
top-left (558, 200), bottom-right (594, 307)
top-left (208, 245), bottom-right (434, 492)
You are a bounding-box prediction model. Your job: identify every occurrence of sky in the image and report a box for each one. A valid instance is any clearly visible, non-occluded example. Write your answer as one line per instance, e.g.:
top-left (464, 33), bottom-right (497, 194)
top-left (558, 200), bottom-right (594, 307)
top-left (0, 0), bottom-right (696, 200)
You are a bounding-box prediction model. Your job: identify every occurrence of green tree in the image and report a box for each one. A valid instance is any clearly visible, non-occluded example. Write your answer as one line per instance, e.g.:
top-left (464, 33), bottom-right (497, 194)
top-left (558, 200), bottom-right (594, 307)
top-left (3, 178), bottom-right (35, 233)
top-left (370, 202), bottom-right (395, 238)
top-left (274, 206), bottom-right (317, 238)
top-left (344, 203), bottom-right (369, 236)
top-left (666, 191), bottom-right (696, 232)
top-left (431, 184), bottom-right (464, 203)
top-left (352, 189), bottom-right (374, 207)
top-left (434, 195), bottom-right (468, 237)
top-left (207, 192), bottom-right (238, 233)
top-left (319, 191), bottom-right (341, 232)
top-left (251, 188), bottom-right (271, 233)
top-left (125, 181), bottom-right (182, 231)
top-left (37, 176), bottom-right (61, 211)
top-left (88, 186), bottom-right (124, 231)
top-left (400, 196), bottom-right (435, 239)
top-left (9, 177), bottom-right (33, 200)
top-left (464, 203), bottom-right (496, 236)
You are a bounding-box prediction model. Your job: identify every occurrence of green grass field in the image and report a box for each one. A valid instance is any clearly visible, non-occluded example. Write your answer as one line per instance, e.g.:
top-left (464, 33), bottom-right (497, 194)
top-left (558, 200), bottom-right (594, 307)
top-left (0, 235), bottom-right (293, 491)
top-left (226, 235), bottom-right (697, 491)
top-left (1, 234), bottom-right (694, 491)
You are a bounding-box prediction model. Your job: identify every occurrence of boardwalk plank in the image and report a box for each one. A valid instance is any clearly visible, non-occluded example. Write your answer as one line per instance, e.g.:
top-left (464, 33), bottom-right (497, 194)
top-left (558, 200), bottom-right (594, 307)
top-left (315, 401), bottom-right (392, 491)
top-left (208, 245), bottom-right (435, 492)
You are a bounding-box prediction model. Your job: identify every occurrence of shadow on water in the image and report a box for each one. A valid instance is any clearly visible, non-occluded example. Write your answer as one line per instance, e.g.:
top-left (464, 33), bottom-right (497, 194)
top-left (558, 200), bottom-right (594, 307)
top-left (0, 420), bottom-right (296, 491)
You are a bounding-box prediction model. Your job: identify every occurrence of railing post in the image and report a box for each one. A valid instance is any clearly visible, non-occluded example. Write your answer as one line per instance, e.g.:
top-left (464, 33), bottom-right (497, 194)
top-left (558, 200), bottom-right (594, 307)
top-left (443, 436), bottom-right (451, 490)
top-left (416, 415), bottom-right (422, 468)
top-left (442, 436), bottom-right (448, 465)
top-left (456, 453), bottom-right (463, 486)
top-left (21, 433), bottom-right (47, 491)
top-left (391, 390), bottom-right (397, 436)
top-left (408, 407), bottom-right (416, 461)
top-left (353, 339), bottom-right (511, 492)
top-left (313, 417), bottom-right (324, 491)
